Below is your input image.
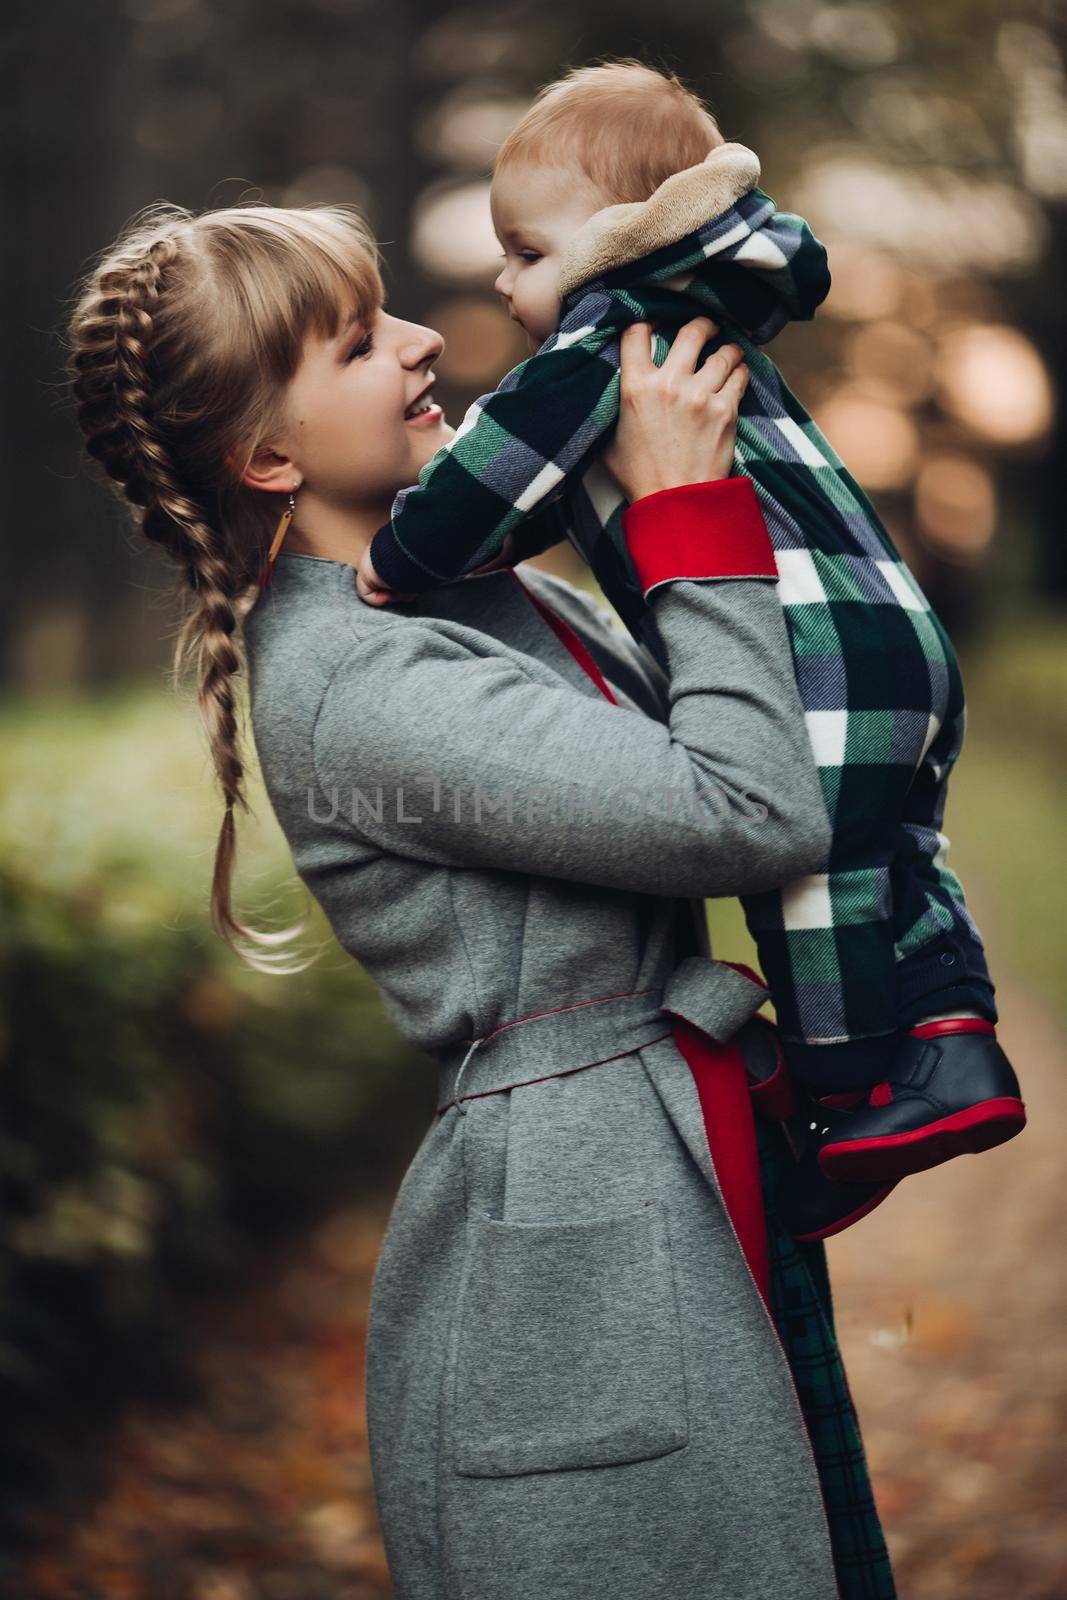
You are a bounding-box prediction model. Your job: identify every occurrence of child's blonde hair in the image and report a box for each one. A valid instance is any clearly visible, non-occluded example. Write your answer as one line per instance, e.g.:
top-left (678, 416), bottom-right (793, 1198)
top-left (493, 59), bottom-right (724, 203)
top-left (64, 202), bottom-right (384, 972)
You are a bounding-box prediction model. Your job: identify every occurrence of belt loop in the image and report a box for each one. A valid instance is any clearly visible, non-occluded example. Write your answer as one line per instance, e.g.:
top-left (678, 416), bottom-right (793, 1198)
top-left (452, 1034), bottom-right (484, 1115)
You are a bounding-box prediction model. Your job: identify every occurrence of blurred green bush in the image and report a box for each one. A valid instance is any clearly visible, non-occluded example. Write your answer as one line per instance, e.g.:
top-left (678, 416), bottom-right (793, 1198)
top-left (949, 609), bottom-right (1067, 1016)
top-left (0, 678), bottom-right (432, 1428)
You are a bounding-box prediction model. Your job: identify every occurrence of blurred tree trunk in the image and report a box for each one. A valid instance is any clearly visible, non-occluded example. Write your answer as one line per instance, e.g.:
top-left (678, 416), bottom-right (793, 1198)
top-left (5, 0), bottom-right (146, 688)
top-left (3, 0), bottom-right (451, 688)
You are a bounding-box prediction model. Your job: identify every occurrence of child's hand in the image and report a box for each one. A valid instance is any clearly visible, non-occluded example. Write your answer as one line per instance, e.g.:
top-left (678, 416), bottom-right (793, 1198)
top-left (355, 531), bottom-right (518, 604)
top-left (355, 547), bottom-right (418, 606)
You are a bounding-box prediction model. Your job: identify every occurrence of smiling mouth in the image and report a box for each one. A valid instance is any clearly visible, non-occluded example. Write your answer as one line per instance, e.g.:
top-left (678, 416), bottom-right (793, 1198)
top-left (404, 381), bottom-right (437, 420)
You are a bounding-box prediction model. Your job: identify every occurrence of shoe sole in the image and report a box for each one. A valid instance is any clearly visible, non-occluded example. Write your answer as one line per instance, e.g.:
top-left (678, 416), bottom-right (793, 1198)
top-left (817, 1096), bottom-right (1028, 1183)
top-left (789, 1180), bottom-right (899, 1242)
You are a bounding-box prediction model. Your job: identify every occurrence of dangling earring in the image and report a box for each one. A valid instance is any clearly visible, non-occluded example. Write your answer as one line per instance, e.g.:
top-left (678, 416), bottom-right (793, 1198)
top-left (258, 484), bottom-right (298, 589)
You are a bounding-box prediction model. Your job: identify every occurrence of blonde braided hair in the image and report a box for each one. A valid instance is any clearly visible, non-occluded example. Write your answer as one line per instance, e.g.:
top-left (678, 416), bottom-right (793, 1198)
top-left (65, 200), bottom-right (383, 971)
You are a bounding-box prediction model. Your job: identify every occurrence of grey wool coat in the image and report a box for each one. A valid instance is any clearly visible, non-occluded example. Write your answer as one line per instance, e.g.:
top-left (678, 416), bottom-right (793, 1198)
top-left (242, 507), bottom-right (842, 1600)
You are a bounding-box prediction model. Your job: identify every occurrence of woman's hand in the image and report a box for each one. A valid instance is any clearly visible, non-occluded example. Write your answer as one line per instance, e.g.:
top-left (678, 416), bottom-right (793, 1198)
top-left (602, 317), bottom-right (749, 504)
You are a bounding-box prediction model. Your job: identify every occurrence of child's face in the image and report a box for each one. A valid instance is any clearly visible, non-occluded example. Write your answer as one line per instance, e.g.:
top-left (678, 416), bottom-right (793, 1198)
top-left (491, 163), bottom-right (611, 353)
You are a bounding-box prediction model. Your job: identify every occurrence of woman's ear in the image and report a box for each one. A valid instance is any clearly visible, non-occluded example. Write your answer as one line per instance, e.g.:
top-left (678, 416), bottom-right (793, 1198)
top-left (228, 443), bottom-right (300, 496)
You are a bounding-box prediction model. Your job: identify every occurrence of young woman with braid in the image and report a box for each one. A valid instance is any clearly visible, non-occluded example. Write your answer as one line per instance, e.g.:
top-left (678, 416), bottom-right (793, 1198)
top-left (65, 201), bottom-right (897, 1599)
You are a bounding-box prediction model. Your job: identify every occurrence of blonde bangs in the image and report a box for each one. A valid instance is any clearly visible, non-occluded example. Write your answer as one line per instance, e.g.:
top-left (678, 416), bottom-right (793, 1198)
top-left (195, 204), bottom-right (385, 384)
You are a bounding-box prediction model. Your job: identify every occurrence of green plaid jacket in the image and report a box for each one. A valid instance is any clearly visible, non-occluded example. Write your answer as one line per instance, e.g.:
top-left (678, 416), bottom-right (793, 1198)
top-left (368, 178), bottom-right (996, 1076)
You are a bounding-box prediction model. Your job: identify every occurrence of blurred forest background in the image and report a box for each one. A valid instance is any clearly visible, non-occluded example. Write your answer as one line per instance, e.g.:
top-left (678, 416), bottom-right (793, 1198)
top-left (2, 0), bottom-right (1066, 1596)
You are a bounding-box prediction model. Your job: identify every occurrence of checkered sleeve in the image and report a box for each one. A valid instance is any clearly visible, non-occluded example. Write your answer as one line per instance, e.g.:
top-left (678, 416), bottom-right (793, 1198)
top-left (366, 291), bottom-right (626, 594)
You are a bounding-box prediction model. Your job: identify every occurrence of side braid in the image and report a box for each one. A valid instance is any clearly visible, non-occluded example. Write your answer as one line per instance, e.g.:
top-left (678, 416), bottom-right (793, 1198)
top-left (73, 236), bottom-right (189, 561)
top-left (68, 217), bottom-right (314, 969)
top-left (172, 527), bottom-right (258, 949)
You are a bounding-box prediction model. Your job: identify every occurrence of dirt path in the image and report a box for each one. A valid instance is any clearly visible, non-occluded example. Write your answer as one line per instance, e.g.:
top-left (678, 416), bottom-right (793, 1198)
top-left (827, 967), bottom-right (1067, 1598)
top-left (8, 1203), bottom-right (396, 1600)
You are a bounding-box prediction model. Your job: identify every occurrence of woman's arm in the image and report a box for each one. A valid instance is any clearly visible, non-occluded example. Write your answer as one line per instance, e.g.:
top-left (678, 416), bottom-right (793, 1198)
top-left (312, 319), bottom-right (832, 898)
top-left (313, 480), bottom-right (830, 898)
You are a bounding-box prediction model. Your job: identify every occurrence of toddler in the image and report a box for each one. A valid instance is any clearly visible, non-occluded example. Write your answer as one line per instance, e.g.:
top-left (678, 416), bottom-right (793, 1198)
top-left (356, 61), bottom-right (1026, 1230)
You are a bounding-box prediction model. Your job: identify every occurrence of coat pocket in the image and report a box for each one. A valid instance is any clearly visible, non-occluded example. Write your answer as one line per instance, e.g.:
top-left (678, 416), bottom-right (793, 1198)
top-left (451, 1201), bottom-right (690, 1477)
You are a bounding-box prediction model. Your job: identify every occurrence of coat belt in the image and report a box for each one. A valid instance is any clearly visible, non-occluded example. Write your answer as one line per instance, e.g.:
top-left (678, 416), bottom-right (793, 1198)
top-left (435, 956), bottom-right (770, 1114)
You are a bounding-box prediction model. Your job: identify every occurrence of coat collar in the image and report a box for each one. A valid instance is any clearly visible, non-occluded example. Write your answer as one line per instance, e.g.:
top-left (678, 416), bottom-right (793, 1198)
top-left (557, 141), bottom-right (761, 300)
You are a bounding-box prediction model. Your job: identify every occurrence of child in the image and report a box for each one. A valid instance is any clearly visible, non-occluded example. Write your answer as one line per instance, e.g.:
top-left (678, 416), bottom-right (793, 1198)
top-left (356, 61), bottom-right (1026, 1214)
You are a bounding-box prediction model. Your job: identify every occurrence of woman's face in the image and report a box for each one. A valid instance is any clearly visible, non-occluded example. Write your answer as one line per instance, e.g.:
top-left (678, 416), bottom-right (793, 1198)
top-left (276, 306), bottom-right (455, 507)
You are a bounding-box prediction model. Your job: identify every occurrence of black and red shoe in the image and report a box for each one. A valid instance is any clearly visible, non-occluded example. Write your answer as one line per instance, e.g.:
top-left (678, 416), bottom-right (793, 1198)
top-left (739, 1017), bottom-right (900, 1243)
top-left (816, 1018), bottom-right (1027, 1185)
top-left (777, 1164), bottom-right (899, 1244)
top-left (768, 1083), bottom-right (899, 1242)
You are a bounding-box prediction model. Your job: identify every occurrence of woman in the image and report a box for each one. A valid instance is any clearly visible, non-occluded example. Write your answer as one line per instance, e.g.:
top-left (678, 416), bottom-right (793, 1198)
top-left (66, 201), bottom-right (895, 1598)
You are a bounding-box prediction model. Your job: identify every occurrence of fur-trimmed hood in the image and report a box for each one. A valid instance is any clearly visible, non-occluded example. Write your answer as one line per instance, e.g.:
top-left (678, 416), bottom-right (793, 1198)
top-left (557, 142), bottom-right (831, 345)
